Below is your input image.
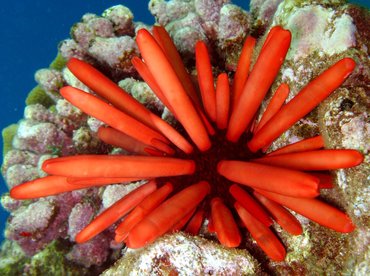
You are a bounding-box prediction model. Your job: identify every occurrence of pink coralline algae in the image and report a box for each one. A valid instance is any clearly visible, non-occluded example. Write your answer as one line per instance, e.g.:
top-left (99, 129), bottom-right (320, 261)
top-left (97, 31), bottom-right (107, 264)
top-left (149, 0), bottom-right (250, 66)
top-left (250, 0), bottom-right (284, 29)
top-left (59, 7), bottom-right (137, 80)
top-left (6, 193), bottom-right (80, 256)
top-left (34, 69), bottom-right (64, 101)
top-left (68, 202), bottom-right (96, 240)
top-left (1, 1), bottom-right (369, 275)
top-left (66, 234), bottom-right (111, 268)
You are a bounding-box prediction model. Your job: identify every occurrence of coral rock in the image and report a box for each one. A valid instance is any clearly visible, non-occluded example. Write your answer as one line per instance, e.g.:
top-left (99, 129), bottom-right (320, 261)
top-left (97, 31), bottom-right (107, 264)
top-left (102, 233), bottom-right (260, 275)
top-left (67, 234), bottom-right (110, 268)
top-left (68, 202), bottom-right (96, 241)
top-left (8, 199), bottom-right (55, 235)
top-left (102, 5), bottom-right (135, 36)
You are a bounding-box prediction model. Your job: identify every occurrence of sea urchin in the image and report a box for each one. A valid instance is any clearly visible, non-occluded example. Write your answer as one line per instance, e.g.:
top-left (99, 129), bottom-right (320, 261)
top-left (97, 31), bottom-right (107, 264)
top-left (10, 25), bottom-right (363, 262)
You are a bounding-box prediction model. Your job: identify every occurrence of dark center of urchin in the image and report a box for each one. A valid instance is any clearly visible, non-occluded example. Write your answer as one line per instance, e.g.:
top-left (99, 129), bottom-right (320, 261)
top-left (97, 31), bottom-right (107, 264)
top-left (159, 130), bottom-right (264, 206)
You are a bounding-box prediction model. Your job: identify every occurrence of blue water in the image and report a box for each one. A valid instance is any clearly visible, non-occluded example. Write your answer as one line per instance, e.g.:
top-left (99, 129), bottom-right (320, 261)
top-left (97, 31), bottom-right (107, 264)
top-left (0, 0), bottom-right (367, 245)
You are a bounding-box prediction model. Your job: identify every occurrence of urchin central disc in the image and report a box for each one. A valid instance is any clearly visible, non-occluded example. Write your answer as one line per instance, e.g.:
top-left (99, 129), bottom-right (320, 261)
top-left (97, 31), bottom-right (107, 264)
top-left (164, 130), bottom-right (263, 202)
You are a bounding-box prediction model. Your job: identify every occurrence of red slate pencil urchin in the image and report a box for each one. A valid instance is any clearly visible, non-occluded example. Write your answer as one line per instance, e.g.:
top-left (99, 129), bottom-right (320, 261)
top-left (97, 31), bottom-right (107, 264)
top-left (10, 25), bottom-right (363, 262)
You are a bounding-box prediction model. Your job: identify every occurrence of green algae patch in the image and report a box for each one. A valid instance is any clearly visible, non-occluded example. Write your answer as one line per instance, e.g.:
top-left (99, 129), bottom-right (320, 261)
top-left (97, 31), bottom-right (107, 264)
top-left (0, 241), bottom-right (28, 276)
top-left (49, 52), bottom-right (67, 71)
top-left (2, 124), bottom-right (18, 156)
top-left (0, 240), bottom-right (96, 276)
top-left (48, 105), bottom-right (57, 113)
top-left (26, 241), bottom-right (89, 276)
top-left (25, 86), bottom-right (54, 108)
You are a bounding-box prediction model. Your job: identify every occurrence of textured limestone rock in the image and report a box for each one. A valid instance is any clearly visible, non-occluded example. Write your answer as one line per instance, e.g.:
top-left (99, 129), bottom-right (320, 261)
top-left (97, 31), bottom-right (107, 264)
top-left (102, 233), bottom-right (260, 275)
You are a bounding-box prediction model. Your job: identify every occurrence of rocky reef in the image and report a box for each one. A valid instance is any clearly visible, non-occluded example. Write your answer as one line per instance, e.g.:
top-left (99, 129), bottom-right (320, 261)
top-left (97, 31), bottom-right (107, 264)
top-left (1, 0), bottom-right (369, 275)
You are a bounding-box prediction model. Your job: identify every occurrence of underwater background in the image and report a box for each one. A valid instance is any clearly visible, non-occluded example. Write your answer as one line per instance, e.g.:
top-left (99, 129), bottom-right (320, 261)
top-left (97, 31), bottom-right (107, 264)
top-left (0, 0), bottom-right (367, 245)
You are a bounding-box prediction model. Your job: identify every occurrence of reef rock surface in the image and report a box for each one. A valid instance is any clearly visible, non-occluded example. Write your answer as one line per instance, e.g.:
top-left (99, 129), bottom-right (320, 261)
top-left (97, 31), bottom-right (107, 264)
top-left (1, 0), bottom-right (369, 275)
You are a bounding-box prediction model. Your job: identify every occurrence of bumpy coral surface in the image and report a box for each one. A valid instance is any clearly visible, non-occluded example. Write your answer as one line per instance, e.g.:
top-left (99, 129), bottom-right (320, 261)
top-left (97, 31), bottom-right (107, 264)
top-left (1, 0), bottom-right (369, 275)
top-left (102, 232), bottom-right (260, 275)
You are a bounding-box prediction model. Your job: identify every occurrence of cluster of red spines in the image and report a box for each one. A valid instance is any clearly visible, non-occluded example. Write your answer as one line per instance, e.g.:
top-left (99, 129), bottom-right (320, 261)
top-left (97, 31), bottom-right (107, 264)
top-left (10, 26), bottom-right (363, 262)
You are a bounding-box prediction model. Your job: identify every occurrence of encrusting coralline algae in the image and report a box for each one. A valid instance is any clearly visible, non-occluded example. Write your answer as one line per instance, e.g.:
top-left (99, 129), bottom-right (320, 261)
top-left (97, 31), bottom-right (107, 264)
top-left (1, 0), bottom-right (369, 275)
